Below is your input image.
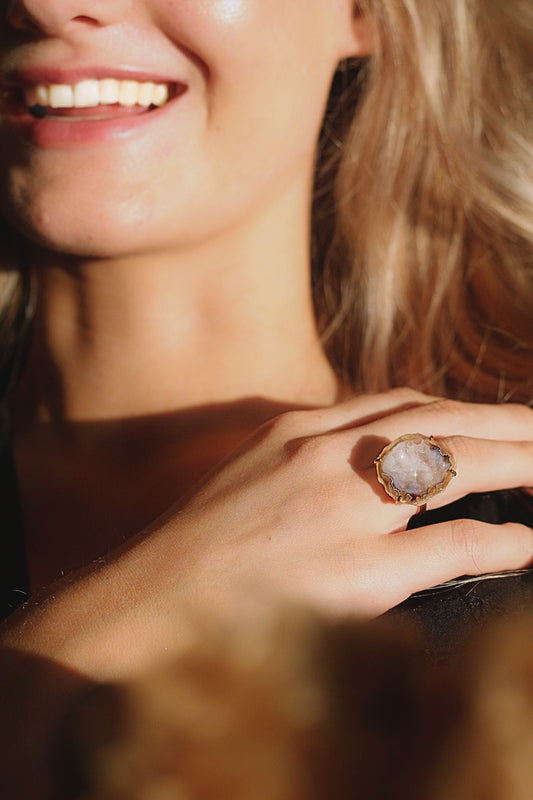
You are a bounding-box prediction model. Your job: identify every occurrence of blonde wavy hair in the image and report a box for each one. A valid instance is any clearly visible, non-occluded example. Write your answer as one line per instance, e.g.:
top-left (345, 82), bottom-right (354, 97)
top-left (313, 0), bottom-right (533, 403)
top-left (0, 1), bottom-right (532, 405)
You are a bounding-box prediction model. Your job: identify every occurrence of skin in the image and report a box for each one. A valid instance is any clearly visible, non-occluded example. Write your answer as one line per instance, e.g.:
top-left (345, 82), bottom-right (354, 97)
top-left (1, 0), bottom-right (370, 587)
top-left (0, 7), bottom-right (532, 787)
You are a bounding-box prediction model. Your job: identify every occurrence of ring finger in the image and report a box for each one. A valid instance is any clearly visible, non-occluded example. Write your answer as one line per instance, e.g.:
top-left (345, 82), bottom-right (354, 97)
top-left (365, 435), bottom-right (533, 516)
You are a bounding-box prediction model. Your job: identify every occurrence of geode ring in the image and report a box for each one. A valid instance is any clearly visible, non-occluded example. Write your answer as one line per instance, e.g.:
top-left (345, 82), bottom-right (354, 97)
top-left (374, 433), bottom-right (456, 507)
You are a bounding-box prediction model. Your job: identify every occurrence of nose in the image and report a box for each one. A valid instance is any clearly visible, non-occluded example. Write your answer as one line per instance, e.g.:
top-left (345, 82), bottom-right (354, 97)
top-left (6, 0), bottom-right (126, 36)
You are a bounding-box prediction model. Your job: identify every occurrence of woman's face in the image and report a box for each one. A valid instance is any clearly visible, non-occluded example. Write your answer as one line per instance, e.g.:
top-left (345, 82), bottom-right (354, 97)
top-left (0, 1), bottom-right (364, 257)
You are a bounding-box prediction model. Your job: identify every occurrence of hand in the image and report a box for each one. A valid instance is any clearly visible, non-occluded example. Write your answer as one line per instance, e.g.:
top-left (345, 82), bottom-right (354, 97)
top-left (2, 388), bottom-right (533, 681)
top-left (173, 387), bottom-right (533, 617)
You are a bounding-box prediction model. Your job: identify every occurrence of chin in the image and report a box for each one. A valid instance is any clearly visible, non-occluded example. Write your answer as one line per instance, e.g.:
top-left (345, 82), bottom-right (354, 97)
top-left (2, 193), bottom-right (168, 260)
top-left (5, 217), bottom-right (144, 260)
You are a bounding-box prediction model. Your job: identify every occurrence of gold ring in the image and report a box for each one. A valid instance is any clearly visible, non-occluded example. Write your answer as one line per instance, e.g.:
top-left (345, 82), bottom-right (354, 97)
top-left (374, 433), bottom-right (456, 509)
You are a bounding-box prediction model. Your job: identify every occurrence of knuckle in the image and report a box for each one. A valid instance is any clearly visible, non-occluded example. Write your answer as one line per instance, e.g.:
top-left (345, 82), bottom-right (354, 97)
top-left (284, 432), bottom-right (334, 468)
top-left (515, 439), bottom-right (533, 462)
top-left (264, 409), bottom-right (309, 441)
top-left (426, 398), bottom-right (468, 423)
top-left (449, 518), bottom-right (487, 572)
top-left (505, 401), bottom-right (533, 429)
top-left (392, 386), bottom-right (437, 403)
top-left (441, 434), bottom-right (479, 463)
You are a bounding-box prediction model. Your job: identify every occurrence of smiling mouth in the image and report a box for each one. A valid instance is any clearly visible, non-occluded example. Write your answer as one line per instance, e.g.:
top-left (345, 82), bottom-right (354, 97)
top-left (17, 78), bottom-right (180, 120)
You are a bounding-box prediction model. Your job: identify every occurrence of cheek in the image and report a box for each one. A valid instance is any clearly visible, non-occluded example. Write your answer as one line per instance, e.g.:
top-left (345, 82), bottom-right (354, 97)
top-left (187, 6), bottom-right (340, 165)
top-left (201, 0), bottom-right (248, 23)
top-left (157, 0), bottom-right (342, 89)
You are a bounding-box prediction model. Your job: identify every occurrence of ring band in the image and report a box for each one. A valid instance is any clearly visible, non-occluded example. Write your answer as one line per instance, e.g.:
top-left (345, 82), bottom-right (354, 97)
top-left (374, 433), bottom-right (456, 507)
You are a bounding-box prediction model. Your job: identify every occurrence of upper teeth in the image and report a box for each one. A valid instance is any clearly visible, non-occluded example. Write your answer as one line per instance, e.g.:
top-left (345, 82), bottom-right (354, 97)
top-left (24, 79), bottom-right (170, 110)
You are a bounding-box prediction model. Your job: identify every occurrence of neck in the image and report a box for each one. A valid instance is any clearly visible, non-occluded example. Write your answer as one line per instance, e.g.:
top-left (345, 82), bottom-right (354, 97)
top-left (16, 193), bottom-right (338, 426)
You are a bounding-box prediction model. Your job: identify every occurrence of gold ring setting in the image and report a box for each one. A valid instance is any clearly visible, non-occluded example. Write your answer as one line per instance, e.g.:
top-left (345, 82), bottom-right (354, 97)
top-left (374, 433), bottom-right (456, 509)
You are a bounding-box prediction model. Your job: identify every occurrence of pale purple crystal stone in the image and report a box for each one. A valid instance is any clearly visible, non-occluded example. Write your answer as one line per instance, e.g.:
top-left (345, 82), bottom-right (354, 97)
top-left (377, 434), bottom-right (454, 503)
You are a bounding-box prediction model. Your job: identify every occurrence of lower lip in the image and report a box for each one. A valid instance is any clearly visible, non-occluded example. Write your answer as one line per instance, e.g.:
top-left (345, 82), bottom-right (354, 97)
top-left (3, 92), bottom-right (185, 148)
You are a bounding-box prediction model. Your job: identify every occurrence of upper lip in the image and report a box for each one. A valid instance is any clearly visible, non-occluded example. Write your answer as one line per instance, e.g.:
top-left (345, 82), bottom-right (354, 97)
top-left (1, 65), bottom-right (184, 89)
